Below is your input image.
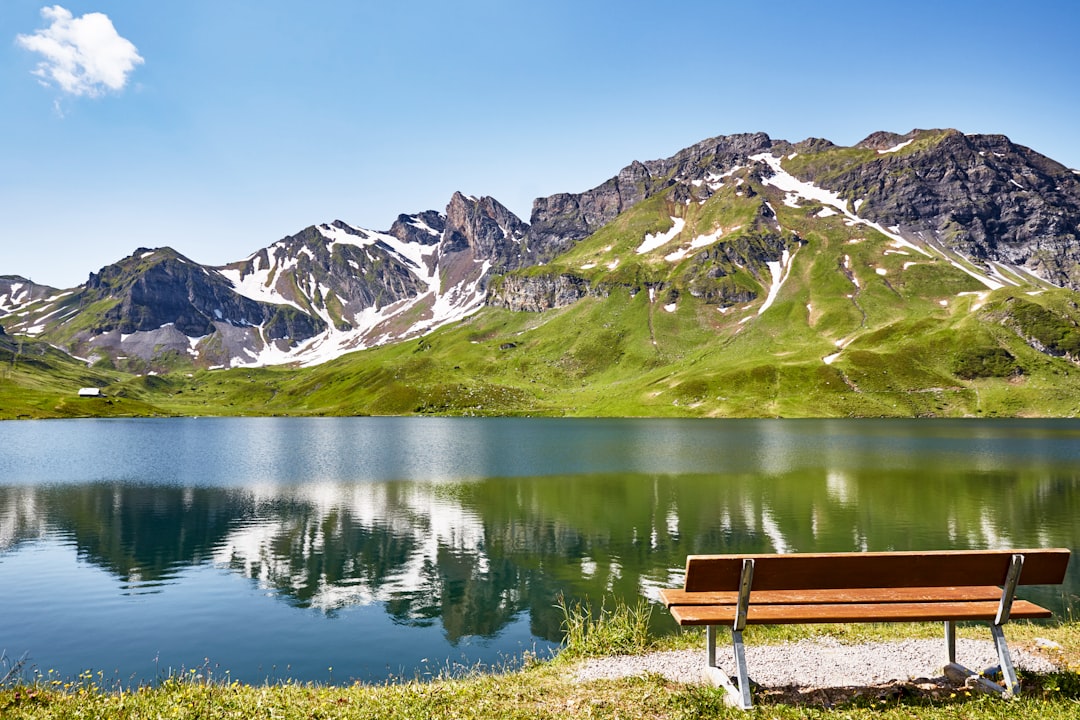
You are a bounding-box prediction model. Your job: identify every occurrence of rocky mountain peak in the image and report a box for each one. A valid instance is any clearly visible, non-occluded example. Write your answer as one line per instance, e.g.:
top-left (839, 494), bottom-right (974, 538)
top-left (86, 247), bottom-right (193, 294)
top-left (1, 275), bottom-right (55, 314)
top-left (527, 161), bottom-right (667, 261)
top-left (387, 210), bottom-right (445, 246)
top-left (853, 128), bottom-right (963, 151)
top-left (526, 132), bottom-right (781, 263)
top-left (84, 246), bottom-right (266, 337)
top-left (647, 132), bottom-right (776, 177)
top-left (789, 129), bottom-right (1080, 287)
top-left (442, 192), bottom-right (530, 270)
top-left (791, 137), bottom-right (837, 155)
top-left (855, 130), bottom-right (916, 151)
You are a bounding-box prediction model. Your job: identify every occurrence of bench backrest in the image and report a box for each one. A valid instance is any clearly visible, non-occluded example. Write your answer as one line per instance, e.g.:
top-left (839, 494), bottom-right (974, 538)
top-left (682, 549), bottom-right (1070, 592)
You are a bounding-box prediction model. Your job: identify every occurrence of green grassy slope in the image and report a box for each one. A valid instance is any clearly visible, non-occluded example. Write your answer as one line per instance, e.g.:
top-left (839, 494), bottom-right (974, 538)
top-left (0, 334), bottom-right (164, 419)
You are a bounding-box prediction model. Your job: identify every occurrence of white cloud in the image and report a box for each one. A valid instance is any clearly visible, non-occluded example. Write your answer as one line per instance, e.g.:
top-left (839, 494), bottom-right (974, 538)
top-left (16, 5), bottom-right (144, 98)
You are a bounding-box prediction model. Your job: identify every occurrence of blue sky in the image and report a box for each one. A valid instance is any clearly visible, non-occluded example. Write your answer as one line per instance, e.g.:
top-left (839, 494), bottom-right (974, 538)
top-left (3, 0), bottom-right (1079, 288)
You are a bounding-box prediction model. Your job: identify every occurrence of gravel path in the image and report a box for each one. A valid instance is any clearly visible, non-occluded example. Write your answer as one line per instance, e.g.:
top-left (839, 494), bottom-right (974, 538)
top-left (573, 637), bottom-right (1060, 688)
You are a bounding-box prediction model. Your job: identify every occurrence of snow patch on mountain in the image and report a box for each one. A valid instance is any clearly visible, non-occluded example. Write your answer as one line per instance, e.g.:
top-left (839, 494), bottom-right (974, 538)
top-left (320, 222), bottom-right (435, 280)
top-left (409, 218), bottom-right (441, 237)
top-left (664, 227), bottom-right (726, 262)
top-left (879, 139), bottom-right (914, 154)
top-left (0, 283), bottom-right (31, 311)
top-left (698, 165), bottom-right (744, 192)
top-left (759, 249), bottom-right (793, 315)
top-left (219, 265), bottom-right (305, 311)
top-left (0, 283), bottom-right (65, 315)
top-left (947, 259), bottom-right (1005, 291)
top-left (637, 217), bottom-right (686, 254)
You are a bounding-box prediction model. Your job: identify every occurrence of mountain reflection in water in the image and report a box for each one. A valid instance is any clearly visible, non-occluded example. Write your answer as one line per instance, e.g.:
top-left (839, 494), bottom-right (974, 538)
top-left (1, 417), bottom-right (1079, 684)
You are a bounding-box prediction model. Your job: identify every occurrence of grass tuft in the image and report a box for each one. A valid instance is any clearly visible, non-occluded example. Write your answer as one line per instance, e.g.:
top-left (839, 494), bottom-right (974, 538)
top-left (556, 595), bottom-right (655, 660)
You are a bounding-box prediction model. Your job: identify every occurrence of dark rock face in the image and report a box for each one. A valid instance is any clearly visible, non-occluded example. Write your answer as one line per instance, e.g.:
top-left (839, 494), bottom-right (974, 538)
top-left (791, 137), bottom-right (838, 154)
top-left (86, 249), bottom-right (270, 337)
top-left (803, 129), bottom-right (1080, 289)
top-left (526, 158), bottom-right (675, 262)
top-left (262, 305), bottom-right (324, 341)
top-left (441, 192), bottom-right (531, 271)
top-left (855, 131), bottom-right (910, 151)
top-left (682, 227), bottom-right (798, 307)
top-left (643, 132), bottom-right (779, 181)
top-left (387, 211), bottom-right (445, 246)
top-left (526, 132), bottom-right (776, 261)
top-left (487, 273), bottom-right (605, 312)
top-left (527, 165), bottom-right (664, 261)
top-left (81, 246), bottom-right (332, 347)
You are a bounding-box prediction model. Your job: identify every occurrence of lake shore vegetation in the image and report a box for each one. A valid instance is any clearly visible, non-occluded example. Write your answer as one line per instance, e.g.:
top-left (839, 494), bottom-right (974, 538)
top-left (2, 599), bottom-right (1078, 719)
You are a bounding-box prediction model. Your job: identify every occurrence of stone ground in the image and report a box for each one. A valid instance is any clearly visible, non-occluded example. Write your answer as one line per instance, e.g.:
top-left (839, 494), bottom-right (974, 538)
top-left (572, 637), bottom-right (1063, 707)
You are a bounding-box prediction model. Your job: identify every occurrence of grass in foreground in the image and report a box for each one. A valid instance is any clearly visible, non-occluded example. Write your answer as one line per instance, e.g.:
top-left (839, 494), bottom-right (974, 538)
top-left (2, 600), bottom-right (1079, 719)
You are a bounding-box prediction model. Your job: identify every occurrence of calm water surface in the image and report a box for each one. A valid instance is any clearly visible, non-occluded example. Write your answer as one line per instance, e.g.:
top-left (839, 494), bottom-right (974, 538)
top-left (1, 417), bottom-right (1078, 685)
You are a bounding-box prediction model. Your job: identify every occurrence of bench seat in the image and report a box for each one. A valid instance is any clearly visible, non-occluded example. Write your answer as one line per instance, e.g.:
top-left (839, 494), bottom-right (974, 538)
top-left (659, 585), bottom-right (1006, 606)
top-left (666, 598), bottom-right (1052, 625)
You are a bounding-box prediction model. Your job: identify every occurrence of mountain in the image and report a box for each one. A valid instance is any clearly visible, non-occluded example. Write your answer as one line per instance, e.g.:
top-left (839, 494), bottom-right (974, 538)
top-left (792, 130), bottom-right (1080, 288)
top-left (495, 129), bottom-right (1080, 312)
top-left (1, 275), bottom-right (57, 315)
top-left (1, 193), bottom-right (529, 371)
top-left (4, 128), bottom-right (1080, 418)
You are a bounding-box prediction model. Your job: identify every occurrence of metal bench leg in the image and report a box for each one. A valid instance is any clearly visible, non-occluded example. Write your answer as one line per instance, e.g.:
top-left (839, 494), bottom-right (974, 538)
top-left (942, 618), bottom-right (977, 688)
top-left (731, 629), bottom-right (752, 709)
top-left (704, 625), bottom-right (728, 695)
top-left (943, 624), bottom-right (1020, 698)
top-left (945, 554), bottom-right (1024, 698)
top-left (991, 624), bottom-right (1020, 697)
top-left (988, 554), bottom-right (1023, 697)
top-left (703, 625), bottom-right (753, 710)
top-left (707, 623), bottom-right (716, 670)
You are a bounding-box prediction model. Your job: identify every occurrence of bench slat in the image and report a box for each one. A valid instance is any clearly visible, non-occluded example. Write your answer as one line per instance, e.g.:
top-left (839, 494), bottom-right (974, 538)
top-left (683, 549), bottom-right (1070, 592)
top-left (657, 586), bottom-right (1004, 608)
top-left (668, 599), bottom-right (1053, 625)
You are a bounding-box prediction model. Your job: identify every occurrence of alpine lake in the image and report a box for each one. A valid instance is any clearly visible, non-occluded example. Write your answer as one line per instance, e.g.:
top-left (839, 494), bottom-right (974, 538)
top-left (1, 417), bottom-right (1078, 686)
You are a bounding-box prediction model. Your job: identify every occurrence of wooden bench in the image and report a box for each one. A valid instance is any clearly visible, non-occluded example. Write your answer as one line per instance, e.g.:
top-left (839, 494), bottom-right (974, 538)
top-left (659, 549), bottom-right (1070, 709)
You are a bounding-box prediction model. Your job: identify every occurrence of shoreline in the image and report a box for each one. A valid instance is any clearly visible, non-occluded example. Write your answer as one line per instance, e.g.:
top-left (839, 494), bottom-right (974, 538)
top-left (2, 633), bottom-right (1076, 719)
